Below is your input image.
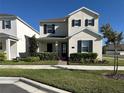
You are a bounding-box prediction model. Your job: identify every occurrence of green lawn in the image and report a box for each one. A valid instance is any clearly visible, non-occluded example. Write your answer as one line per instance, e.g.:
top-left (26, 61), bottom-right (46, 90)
top-left (69, 57), bottom-right (124, 66)
top-left (0, 61), bottom-right (58, 65)
top-left (0, 69), bottom-right (124, 93)
top-left (103, 57), bottom-right (124, 66)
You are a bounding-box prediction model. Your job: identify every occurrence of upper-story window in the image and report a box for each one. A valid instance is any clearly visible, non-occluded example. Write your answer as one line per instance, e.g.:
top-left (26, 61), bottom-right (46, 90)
top-left (44, 24), bottom-right (55, 34)
top-left (2, 20), bottom-right (11, 29)
top-left (72, 19), bottom-right (81, 27)
top-left (85, 19), bottom-right (94, 26)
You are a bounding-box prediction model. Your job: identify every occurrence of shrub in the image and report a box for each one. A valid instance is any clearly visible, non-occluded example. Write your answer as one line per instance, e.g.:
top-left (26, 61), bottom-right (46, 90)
top-left (70, 53), bottom-right (82, 62)
top-left (70, 53), bottom-right (98, 63)
top-left (21, 56), bottom-right (40, 62)
top-left (0, 52), bottom-right (6, 61)
top-left (97, 59), bottom-right (109, 64)
top-left (37, 52), bottom-right (59, 60)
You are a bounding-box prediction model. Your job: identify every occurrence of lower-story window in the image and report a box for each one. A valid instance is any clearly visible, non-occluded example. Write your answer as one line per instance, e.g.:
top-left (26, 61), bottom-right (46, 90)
top-left (78, 40), bottom-right (93, 53)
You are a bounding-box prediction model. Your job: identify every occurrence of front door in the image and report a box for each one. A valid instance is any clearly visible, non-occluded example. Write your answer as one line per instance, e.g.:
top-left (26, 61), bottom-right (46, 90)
top-left (47, 43), bottom-right (53, 52)
top-left (61, 43), bottom-right (67, 59)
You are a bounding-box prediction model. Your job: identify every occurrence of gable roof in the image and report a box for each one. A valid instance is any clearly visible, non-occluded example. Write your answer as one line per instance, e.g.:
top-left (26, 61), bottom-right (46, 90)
top-left (106, 44), bottom-right (124, 51)
top-left (40, 17), bottom-right (67, 23)
top-left (0, 33), bottom-right (18, 40)
top-left (69, 28), bottom-right (102, 40)
top-left (68, 7), bottom-right (99, 18)
top-left (40, 7), bottom-right (99, 23)
top-left (0, 14), bottom-right (39, 34)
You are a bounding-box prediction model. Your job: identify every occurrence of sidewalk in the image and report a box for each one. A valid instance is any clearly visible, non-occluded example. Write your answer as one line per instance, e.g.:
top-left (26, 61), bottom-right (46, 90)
top-left (0, 65), bottom-right (58, 69)
top-left (54, 65), bottom-right (124, 70)
top-left (0, 65), bottom-right (124, 70)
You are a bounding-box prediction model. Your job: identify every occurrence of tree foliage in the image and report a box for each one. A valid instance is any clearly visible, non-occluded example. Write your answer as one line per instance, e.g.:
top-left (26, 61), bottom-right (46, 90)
top-left (29, 35), bottom-right (38, 56)
top-left (101, 24), bottom-right (123, 74)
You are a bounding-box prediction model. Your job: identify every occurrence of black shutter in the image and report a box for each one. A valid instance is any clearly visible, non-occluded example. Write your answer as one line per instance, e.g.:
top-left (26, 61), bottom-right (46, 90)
top-left (92, 19), bottom-right (94, 26)
top-left (2, 20), bottom-right (5, 29)
top-left (72, 20), bottom-right (75, 27)
top-left (8, 21), bottom-right (11, 29)
top-left (77, 40), bottom-right (82, 53)
top-left (52, 24), bottom-right (55, 34)
top-left (44, 24), bottom-right (47, 34)
top-left (89, 40), bottom-right (93, 52)
top-left (85, 19), bottom-right (88, 26)
top-left (78, 20), bottom-right (81, 26)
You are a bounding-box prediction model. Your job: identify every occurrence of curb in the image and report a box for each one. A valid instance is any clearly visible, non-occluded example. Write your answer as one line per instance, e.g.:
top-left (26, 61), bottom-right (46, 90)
top-left (0, 77), bottom-right (71, 93)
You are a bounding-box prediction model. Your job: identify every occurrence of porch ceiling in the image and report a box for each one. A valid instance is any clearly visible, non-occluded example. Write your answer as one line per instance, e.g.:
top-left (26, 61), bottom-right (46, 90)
top-left (0, 33), bottom-right (18, 41)
top-left (38, 36), bottom-right (68, 41)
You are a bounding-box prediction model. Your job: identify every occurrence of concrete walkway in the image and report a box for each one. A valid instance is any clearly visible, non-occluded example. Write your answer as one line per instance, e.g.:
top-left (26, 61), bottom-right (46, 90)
top-left (54, 65), bottom-right (124, 70)
top-left (0, 65), bottom-right (58, 69)
top-left (0, 65), bottom-right (124, 70)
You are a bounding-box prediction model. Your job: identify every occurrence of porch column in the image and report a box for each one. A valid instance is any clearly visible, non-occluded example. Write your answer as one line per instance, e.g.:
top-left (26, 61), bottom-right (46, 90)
top-left (6, 39), bottom-right (11, 60)
top-left (55, 41), bottom-right (59, 55)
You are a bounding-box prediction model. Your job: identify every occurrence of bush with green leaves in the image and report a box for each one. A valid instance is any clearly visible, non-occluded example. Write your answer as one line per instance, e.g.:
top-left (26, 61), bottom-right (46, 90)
top-left (37, 52), bottom-right (59, 60)
top-left (0, 52), bottom-right (6, 61)
top-left (21, 56), bottom-right (40, 62)
top-left (70, 53), bottom-right (98, 63)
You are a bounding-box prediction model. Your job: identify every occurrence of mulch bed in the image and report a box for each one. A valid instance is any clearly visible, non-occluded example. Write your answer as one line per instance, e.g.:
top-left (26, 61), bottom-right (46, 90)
top-left (103, 73), bottom-right (124, 80)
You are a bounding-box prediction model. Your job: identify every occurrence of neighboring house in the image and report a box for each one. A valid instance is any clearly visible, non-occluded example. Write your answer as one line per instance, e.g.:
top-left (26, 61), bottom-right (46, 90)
top-left (0, 14), bottom-right (39, 60)
top-left (105, 44), bottom-right (124, 55)
top-left (39, 7), bottom-right (102, 60)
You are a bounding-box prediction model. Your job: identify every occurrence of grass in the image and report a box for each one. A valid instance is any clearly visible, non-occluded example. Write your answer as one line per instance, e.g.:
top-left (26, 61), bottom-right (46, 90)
top-left (69, 57), bottom-right (124, 66)
top-left (0, 69), bottom-right (123, 93)
top-left (0, 60), bottom-right (58, 65)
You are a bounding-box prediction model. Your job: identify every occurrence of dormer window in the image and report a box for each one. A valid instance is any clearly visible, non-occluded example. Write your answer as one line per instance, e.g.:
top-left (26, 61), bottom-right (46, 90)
top-left (2, 20), bottom-right (11, 29)
top-left (85, 19), bottom-right (94, 26)
top-left (72, 19), bottom-right (81, 27)
top-left (44, 24), bottom-right (55, 34)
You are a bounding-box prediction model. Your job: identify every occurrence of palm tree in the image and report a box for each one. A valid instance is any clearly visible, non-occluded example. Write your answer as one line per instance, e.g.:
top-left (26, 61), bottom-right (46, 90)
top-left (101, 24), bottom-right (123, 74)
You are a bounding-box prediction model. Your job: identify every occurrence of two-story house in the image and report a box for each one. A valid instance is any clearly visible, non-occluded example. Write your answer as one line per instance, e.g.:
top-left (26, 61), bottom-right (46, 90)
top-left (0, 14), bottom-right (39, 60)
top-left (39, 7), bottom-right (102, 60)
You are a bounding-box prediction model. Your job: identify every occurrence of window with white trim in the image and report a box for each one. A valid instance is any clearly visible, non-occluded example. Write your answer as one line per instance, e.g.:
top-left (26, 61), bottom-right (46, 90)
top-left (81, 40), bottom-right (93, 52)
top-left (72, 19), bottom-right (81, 27)
top-left (2, 20), bottom-right (11, 29)
top-left (85, 19), bottom-right (94, 26)
top-left (44, 24), bottom-right (55, 34)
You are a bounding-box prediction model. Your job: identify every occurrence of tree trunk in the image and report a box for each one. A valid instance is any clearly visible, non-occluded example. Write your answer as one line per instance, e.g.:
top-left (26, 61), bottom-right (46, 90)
top-left (115, 47), bottom-right (119, 74)
top-left (113, 44), bottom-right (116, 75)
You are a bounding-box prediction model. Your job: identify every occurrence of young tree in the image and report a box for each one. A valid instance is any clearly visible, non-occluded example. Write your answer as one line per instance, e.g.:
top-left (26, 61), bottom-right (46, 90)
top-left (29, 35), bottom-right (38, 56)
top-left (101, 24), bottom-right (123, 74)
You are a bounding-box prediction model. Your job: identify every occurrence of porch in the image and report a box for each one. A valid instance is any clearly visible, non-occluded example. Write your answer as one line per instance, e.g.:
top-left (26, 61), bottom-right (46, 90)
top-left (38, 37), bottom-right (68, 60)
top-left (0, 33), bottom-right (18, 60)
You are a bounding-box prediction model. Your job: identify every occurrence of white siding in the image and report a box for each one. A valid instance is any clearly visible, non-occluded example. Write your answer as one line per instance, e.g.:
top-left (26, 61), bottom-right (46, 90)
top-left (68, 10), bottom-right (98, 36)
top-left (0, 19), bottom-right (17, 36)
top-left (16, 19), bottom-right (39, 57)
top-left (68, 29), bottom-right (102, 60)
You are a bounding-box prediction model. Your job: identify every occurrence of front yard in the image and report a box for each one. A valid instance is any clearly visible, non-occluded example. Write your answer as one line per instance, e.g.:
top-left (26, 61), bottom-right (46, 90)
top-left (69, 57), bottom-right (124, 66)
top-left (0, 69), bottom-right (124, 93)
top-left (0, 61), bottom-right (58, 65)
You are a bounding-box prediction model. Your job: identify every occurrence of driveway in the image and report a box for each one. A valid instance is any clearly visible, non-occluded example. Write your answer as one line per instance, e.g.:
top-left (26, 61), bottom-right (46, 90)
top-left (0, 84), bottom-right (29, 93)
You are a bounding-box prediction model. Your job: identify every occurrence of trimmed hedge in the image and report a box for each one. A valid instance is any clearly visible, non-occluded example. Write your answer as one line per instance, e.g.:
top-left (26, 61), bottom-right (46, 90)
top-left (37, 52), bottom-right (59, 60)
top-left (21, 57), bottom-right (40, 62)
top-left (0, 52), bottom-right (6, 61)
top-left (70, 53), bottom-right (98, 63)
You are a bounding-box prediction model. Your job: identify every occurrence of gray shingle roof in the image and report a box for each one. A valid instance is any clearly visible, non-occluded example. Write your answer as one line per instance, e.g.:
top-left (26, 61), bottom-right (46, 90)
top-left (106, 44), bottom-right (124, 51)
